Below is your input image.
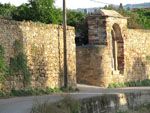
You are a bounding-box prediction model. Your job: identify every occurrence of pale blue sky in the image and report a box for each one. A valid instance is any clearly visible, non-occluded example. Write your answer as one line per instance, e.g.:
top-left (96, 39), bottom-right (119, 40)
top-left (0, 0), bottom-right (149, 9)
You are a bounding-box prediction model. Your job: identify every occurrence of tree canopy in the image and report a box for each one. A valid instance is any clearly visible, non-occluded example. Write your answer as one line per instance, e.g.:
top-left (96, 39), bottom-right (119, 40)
top-left (0, 1), bottom-right (150, 46)
top-left (0, 3), bottom-right (16, 18)
top-left (104, 5), bottom-right (150, 29)
top-left (12, 0), bottom-right (62, 24)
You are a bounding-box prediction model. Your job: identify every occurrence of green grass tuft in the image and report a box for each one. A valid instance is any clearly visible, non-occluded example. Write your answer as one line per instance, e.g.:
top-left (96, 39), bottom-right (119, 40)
top-left (108, 79), bottom-right (150, 88)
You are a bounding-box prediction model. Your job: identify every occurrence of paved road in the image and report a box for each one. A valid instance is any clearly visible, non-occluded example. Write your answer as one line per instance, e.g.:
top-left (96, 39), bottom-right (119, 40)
top-left (78, 84), bottom-right (150, 93)
top-left (0, 84), bottom-right (150, 113)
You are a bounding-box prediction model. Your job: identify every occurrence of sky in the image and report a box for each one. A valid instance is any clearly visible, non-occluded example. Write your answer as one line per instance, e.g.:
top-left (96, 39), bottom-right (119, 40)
top-left (0, 0), bottom-right (149, 9)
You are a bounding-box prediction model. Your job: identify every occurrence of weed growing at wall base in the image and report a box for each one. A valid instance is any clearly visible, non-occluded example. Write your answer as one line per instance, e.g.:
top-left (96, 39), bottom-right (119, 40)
top-left (108, 79), bottom-right (150, 88)
top-left (0, 87), bottom-right (61, 98)
top-left (0, 87), bottom-right (78, 98)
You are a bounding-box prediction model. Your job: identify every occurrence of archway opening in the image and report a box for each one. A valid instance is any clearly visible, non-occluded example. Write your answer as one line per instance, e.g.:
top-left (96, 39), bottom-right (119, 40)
top-left (111, 23), bottom-right (124, 74)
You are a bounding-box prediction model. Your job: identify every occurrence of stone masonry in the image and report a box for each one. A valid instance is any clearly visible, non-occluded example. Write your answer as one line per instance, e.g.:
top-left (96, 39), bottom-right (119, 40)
top-left (0, 18), bottom-right (76, 91)
top-left (1, 9), bottom-right (150, 90)
top-left (77, 9), bottom-right (150, 87)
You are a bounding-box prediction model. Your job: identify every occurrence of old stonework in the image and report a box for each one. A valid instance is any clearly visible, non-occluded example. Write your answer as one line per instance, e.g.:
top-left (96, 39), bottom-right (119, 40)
top-left (77, 9), bottom-right (150, 87)
top-left (0, 9), bottom-right (150, 91)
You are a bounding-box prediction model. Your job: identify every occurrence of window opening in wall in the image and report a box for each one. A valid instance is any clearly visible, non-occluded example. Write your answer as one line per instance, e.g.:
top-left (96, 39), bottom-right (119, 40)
top-left (111, 23), bottom-right (124, 74)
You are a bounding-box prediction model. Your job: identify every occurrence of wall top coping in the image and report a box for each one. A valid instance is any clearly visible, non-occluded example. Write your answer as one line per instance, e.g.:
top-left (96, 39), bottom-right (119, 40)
top-left (100, 9), bottom-right (123, 17)
top-left (87, 9), bottom-right (128, 19)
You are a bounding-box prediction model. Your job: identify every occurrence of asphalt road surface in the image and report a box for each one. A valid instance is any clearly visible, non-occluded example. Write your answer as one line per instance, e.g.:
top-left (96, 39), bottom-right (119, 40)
top-left (0, 84), bottom-right (150, 113)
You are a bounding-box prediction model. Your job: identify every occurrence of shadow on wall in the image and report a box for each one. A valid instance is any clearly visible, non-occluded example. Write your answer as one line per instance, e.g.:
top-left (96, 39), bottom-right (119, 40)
top-left (57, 27), bottom-right (76, 88)
top-left (126, 57), bottom-right (148, 81)
top-left (57, 27), bottom-right (64, 87)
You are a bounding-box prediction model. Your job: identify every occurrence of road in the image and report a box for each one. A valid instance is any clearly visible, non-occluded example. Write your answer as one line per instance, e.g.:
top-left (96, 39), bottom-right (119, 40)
top-left (0, 84), bottom-right (150, 113)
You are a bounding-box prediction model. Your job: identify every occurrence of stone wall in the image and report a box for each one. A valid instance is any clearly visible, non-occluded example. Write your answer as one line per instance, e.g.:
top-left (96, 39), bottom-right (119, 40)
top-left (125, 29), bottom-right (150, 81)
top-left (0, 19), bottom-right (76, 91)
top-left (76, 9), bottom-right (150, 87)
top-left (76, 45), bottom-right (111, 87)
top-left (87, 15), bottom-right (107, 45)
top-left (77, 13), bottom-right (128, 86)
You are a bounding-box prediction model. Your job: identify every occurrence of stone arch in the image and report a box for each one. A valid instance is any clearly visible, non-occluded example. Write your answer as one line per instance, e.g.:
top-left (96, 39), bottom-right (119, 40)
top-left (111, 23), bottom-right (124, 74)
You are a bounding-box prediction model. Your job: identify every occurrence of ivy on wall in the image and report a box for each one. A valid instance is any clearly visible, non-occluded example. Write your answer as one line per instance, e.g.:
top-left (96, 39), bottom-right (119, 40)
top-left (9, 40), bottom-right (31, 86)
top-left (146, 56), bottom-right (150, 61)
top-left (0, 45), bottom-right (8, 83)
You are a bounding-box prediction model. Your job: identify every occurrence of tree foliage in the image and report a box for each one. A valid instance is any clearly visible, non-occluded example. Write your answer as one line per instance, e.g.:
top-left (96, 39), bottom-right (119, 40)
top-left (0, 1), bottom-right (150, 46)
top-left (104, 5), bottom-right (150, 29)
top-left (12, 3), bottom-right (31, 21)
top-left (119, 3), bottom-right (123, 10)
top-left (118, 9), bottom-right (150, 29)
top-left (0, 3), bottom-right (16, 18)
top-left (67, 10), bottom-right (86, 26)
top-left (12, 0), bottom-right (62, 24)
top-left (67, 10), bottom-right (88, 45)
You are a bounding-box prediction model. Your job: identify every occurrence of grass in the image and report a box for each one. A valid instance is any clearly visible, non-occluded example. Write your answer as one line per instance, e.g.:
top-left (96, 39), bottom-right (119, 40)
top-left (31, 96), bottom-right (80, 113)
top-left (108, 79), bottom-right (150, 88)
top-left (0, 86), bottom-right (79, 98)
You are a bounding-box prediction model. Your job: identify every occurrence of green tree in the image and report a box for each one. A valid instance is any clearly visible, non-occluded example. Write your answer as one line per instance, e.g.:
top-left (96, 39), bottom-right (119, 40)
top-left (29, 0), bottom-right (56, 23)
top-left (119, 3), bottom-right (123, 10)
top-left (67, 10), bottom-right (86, 26)
top-left (12, 3), bottom-right (31, 21)
top-left (12, 0), bottom-right (62, 24)
top-left (0, 3), bottom-right (16, 19)
top-left (67, 10), bottom-right (88, 45)
top-left (135, 9), bottom-right (150, 29)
